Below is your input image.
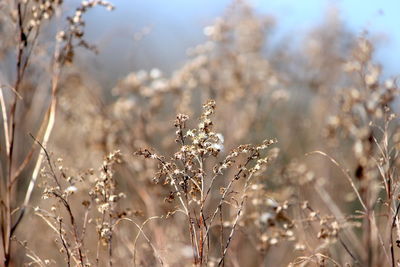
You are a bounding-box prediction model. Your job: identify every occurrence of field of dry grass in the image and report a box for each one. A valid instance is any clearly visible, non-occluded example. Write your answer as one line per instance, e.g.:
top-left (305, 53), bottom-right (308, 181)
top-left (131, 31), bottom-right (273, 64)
top-left (0, 1), bottom-right (399, 266)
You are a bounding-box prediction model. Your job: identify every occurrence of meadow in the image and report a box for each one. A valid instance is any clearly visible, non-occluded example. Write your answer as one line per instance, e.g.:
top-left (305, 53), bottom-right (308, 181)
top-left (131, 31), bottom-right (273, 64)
top-left (0, 1), bottom-right (399, 266)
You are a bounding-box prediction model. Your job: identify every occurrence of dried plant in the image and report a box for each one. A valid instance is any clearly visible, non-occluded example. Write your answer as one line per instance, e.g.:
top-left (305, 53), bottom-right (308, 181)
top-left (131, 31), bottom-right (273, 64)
top-left (135, 100), bottom-right (278, 265)
top-left (1, 0), bottom-right (400, 266)
top-left (0, 0), bottom-right (114, 265)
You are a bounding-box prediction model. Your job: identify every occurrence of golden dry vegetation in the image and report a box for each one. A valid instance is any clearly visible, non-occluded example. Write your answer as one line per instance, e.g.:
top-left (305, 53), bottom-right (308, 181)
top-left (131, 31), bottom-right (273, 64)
top-left (0, 1), bottom-right (399, 266)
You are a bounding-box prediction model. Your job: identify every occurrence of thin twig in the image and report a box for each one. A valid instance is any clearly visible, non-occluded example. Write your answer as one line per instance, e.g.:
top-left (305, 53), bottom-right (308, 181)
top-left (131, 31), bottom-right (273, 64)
top-left (114, 217), bottom-right (164, 266)
top-left (0, 88), bottom-right (10, 155)
top-left (390, 202), bottom-right (400, 267)
top-left (306, 151), bottom-right (368, 211)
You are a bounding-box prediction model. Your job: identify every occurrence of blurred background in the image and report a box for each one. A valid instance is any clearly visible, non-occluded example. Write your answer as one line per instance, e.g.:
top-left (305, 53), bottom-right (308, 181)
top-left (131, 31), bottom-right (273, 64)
top-left (76, 0), bottom-right (400, 88)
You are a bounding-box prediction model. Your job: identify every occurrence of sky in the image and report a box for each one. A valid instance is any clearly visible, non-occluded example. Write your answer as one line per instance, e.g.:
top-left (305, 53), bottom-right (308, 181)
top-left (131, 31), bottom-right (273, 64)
top-left (253, 0), bottom-right (400, 75)
top-left (76, 0), bottom-right (400, 84)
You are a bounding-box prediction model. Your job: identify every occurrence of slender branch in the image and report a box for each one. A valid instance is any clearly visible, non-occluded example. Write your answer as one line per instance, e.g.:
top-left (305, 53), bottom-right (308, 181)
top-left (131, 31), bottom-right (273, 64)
top-left (0, 88), bottom-right (10, 156)
top-left (390, 202), bottom-right (400, 267)
top-left (306, 151), bottom-right (368, 211)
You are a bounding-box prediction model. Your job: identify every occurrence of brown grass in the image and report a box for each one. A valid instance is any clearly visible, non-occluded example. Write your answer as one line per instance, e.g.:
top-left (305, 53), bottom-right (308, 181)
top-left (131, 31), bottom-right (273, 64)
top-left (0, 0), bottom-right (399, 266)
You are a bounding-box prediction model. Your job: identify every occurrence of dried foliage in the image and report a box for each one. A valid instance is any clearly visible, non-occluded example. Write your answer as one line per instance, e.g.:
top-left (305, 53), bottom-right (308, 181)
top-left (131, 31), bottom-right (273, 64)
top-left (0, 0), bottom-right (400, 266)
